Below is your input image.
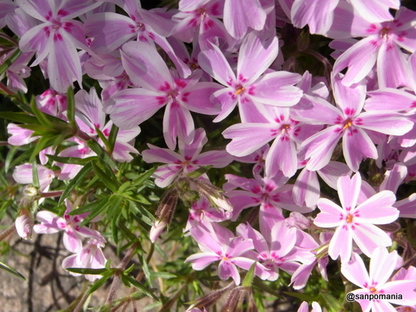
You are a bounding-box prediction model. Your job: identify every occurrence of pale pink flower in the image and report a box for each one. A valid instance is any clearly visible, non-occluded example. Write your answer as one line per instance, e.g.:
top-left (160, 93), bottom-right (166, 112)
top-left (13, 163), bottom-right (54, 192)
top-left (107, 41), bottom-right (221, 149)
top-left (172, 0), bottom-right (230, 49)
top-left (237, 221), bottom-right (305, 281)
top-left (0, 0), bottom-right (16, 28)
top-left (223, 106), bottom-right (319, 178)
top-left (62, 239), bottom-right (107, 282)
top-left (16, 0), bottom-right (100, 92)
top-left (185, 222), bottom-right (269, 285)
top-left (314, 173), bottom-right (399, 262)
top-left (36, 89), bottom-right (67, 119)
top-left (7, 123), bottom-right (38, 146)
top-left (332, 7), bottom-right (416, 88)
top-left (296, 74), bottom-right (413, 171)
top-left (84, 0), bottom-right (190, 78)
top-left (342, 248), bottom-right (416, 312)
top-left (223, 0), bottom-right (268, 39)
top-left (198, 33), bottom-right (302, 122)
top-left (142, 128), bottom-right (231, 188)
top-left (224, 172), bottom-right (310, 228)
top-left (297, 301), bottom-right (322, 312)
top-left (33, 200), bottom-right (105, 253)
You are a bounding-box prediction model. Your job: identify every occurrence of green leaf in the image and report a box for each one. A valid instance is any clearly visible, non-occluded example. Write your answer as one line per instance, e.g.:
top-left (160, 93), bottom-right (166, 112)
top-left (79, 199), bottom-right (109, 226)
top-left (139, 253), bottom-right (152, 286)
top-left (0, 48), bottom-right (21, 76)
top-left (31, 160), bottom-right (40, 189)
top-left (107, 123), bottom-right (119, 154)
top-left (94, 127), bottom-right (111, 153)
top-left (252, 278), bottom-right (280, 297)
top-left (5, 146), bottom-right (18, 173)
top-left (121, 274), bottom-right (158, 301)
top-left (0, 261), bottom-right (26, 280)
top-left (91, 162), bottom-right (118, 193)
top-left (128, 194), bottom-right (151, 205)
top-left (283, 291), bottom-right (317, 302)
top-left (66, 268), bottom-right (108, 274)
top-left (68, 198), bottom-right (108, 215)
top-left (59, 162), bottom-right (93, 205)
top-left (186, 165), bottom-right (212, 178)
top-left (131, 167), bottom-right (156, 187)
top-left (87, 140), bottom-right (117, 170)
top-left (46, 154), bottom-right (96, 165)
top-left (89, 275), bottom-right (112, 294)
top-left (149, 272), bottom-right (177, 279)
top-left (30, 95), bottom-right (52, 126)
top-left (320, 291), bottom-right (343, 312)
top-left (30, 135), bottom-right (56, 163)
top-left (66, 86), bottom-right (77, 130)
top-left (118, 221), bottom-right (139, 242)
top-left (106, 194), bottom-right (124, 219)
top-left (0, 111), bottom-right (39, 124)
top-left (242, 262), bottom-right (256, 288)
top-left (111, 215), bottom-right (119, 244)
top-left (129, 201), bottom-right (154, 225)
top-left (118, 181), bottom-right (131, 194)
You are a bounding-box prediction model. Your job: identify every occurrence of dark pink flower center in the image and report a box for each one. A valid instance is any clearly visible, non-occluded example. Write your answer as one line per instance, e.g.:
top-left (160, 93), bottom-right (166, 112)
top-left (379, 27), bottom-right (391, 38)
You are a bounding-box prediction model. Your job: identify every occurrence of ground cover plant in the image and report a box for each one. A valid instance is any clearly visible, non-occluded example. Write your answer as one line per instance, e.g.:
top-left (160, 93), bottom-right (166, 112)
top-left (1, 0), bottom-right (416, 311)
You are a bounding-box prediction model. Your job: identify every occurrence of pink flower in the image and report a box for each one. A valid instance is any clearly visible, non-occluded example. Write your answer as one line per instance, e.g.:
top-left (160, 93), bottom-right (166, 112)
top-left (74, 88), bottom-right (140, 162)
top-left (297, 301), bottom-right (322, 312)
top-left (185, 222), bottom-right (269, 285)
top-left (296, 74), bottom-right (413, 171)
top-left (84, 0), bottom-right (190, 77)
top-left (332, 7), bottom-right (416, 88)
top-left (223, 0), bottom-right (268, 39)
top-left (223, 106), bottom-right (319, 178)
top-left (62, 239), bottom-right (107, 282)
top-left (237, 221), bottom-right (306, 281)
top-left (36, 89), bottom-right (67, 119)
top-left (142, 128), bottom-right (232, 188)
top-left (33, 200), bottom-right (105, 253)
top-left (314, 173), bottom-right (399, 262)
top-left (172, 0), bottom-right (230, 48)
top-left (107, 41), bottom-right (221, 149)
top-left (13, 163), bottom-right (55, 192)
top-left (341, 248), bottom-right (416, 312)
top-left (198, 33), bottom-right (302, 122)
top-left (16, 0), bottom-right (100, 92)
top-left (7, 123), bottom-right (38, 146)
top-left (225, 172), bottom-right (310, 226)
top-left (185, 197), bottom-right (231, 233)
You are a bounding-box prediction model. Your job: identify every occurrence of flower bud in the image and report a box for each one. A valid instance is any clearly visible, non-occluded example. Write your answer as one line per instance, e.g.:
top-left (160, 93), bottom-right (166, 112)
top-left (190, 178), bottom-right (233, 211)
top-left (150, 189), bottom-right (179, 242)
top-left (150, 220), bottom-right (167, 243)
top-left (221, 287), bottom-right (247, 312)
top-left (15, 208), bottom-right (33, 239)
top-left (187, 283), bottom-right (233, 311)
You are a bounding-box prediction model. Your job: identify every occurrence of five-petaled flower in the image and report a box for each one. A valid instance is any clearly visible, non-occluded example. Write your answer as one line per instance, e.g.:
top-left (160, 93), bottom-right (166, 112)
top-left (314, 173), bottom-right (399, 262)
